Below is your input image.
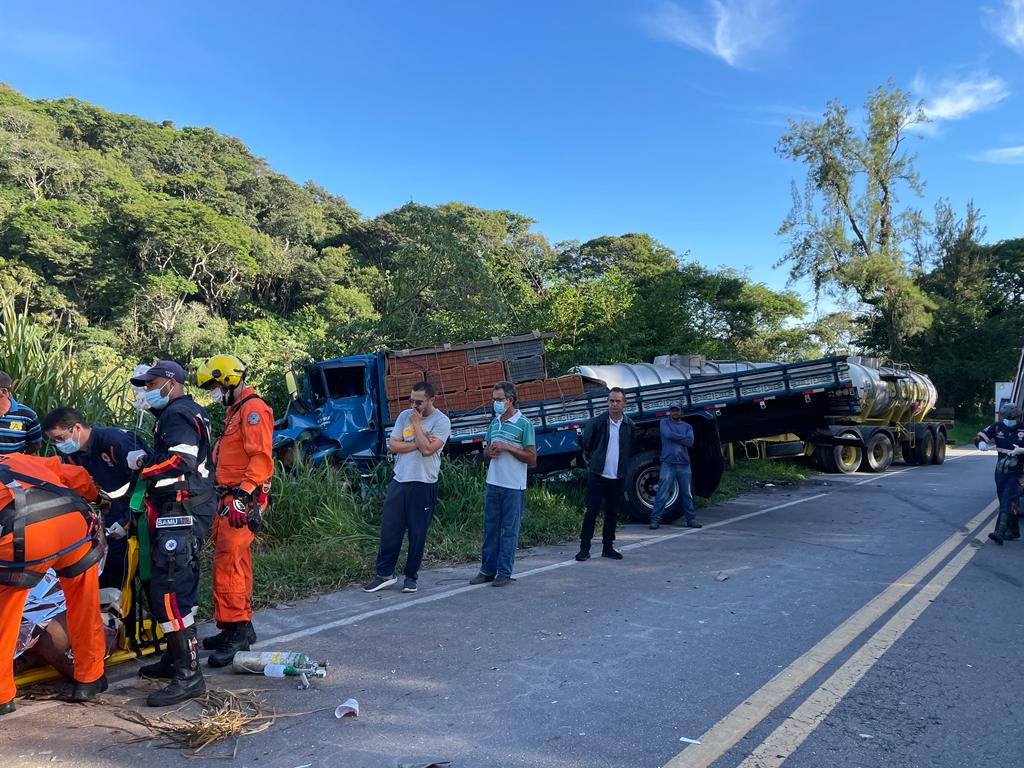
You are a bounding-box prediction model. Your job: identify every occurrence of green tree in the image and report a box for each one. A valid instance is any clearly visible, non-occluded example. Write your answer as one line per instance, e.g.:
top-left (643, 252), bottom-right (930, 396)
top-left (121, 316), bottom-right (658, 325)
top-left (776, 82), bottom-right (933, 359)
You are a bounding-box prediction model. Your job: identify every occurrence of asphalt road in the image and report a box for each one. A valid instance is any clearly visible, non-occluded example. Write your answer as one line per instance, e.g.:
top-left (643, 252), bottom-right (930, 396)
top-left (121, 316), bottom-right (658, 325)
top-left (2, 448), bottom-right (1021, 768)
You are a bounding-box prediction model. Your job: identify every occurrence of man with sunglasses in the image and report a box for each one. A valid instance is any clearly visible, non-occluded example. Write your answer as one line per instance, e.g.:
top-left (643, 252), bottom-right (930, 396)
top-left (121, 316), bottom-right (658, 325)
top-left (363, 381), bottom-right (451, 594)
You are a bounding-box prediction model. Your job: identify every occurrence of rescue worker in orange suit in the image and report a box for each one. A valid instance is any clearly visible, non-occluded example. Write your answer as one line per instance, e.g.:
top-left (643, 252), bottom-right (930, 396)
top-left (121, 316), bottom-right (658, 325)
top-left (128, 360), bottom-right (216, 707)
top-left (195, 355), bottom-right (273, 667)
top-left (0, 453), bottom-right (107, 715)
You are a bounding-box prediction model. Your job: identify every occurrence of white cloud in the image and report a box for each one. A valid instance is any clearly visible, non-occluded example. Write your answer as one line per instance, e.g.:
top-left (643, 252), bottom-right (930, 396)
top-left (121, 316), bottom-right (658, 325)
top-left (643, 0), bottom-right (787, 68)
top-left (970, 145), bottom-right (1024, 164)
top-left (909, 71), bottom-right (1010, 134)
top-left (983, 0), bottom-right (1024, 53)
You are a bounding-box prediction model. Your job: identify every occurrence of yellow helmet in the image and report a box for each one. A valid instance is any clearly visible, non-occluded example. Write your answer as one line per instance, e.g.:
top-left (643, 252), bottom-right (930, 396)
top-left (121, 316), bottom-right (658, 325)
top-left (196, 354), bottom-right (246, 388)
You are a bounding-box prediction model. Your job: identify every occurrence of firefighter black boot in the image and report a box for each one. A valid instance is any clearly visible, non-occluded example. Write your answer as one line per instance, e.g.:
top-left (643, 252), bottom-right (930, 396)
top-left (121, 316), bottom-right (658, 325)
top-left (71, 673), bottom-right (108, 702)
top-left (147, 627), bottom-right (205, 707)
top-left (202, 625), bottom-right (229, 651)
top-left (208, 621), bottom-right (255, 668)
top-left (138, 647), bottom-right (174, 679)
top-left (989, 512), bottom-right (1009, 545)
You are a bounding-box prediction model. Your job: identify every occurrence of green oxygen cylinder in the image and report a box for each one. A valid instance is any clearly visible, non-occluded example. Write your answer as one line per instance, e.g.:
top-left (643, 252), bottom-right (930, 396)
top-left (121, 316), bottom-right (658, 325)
top-left (128, 475), bottom-right (150, 579)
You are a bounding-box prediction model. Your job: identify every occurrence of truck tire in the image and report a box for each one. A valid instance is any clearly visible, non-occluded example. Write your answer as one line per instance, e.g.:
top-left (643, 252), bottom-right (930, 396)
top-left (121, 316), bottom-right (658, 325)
top-left (913, 428), bottom-right (935, 465)
top-left (931, 430), bottom-right (947, 464)
top-left (624, 450), bottom-right (684, 524)
top-left (818, 431), bottom-right (862, 474)
top-left (861, 431), bottom-right (894, 473)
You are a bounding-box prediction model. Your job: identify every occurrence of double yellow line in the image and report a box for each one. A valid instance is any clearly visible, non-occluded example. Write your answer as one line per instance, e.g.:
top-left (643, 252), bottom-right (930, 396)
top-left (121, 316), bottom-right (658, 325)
top-left (667, 500), bottom-right (998, 768)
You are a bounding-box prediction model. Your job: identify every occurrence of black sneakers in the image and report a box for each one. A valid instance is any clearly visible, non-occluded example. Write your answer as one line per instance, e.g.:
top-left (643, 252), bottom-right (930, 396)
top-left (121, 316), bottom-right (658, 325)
top-left (492, 575), bottom-right (514, 587)
top-left (685, 520), bottom-right (703, 529)
top-left (575, 550), bottom-right (591, 561)
top-left (362, 574), bottom-right (398, 592)
top-left (469, 573), bottom-right (494, 585)
top-left (601, 548), bottom-right (624, 560)
top-left (402, 577), bottom-right (418, 593)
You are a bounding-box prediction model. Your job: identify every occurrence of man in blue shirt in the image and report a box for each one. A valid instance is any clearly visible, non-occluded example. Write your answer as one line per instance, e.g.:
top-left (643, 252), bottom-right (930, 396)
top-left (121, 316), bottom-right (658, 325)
top-left (42, 407), bottom-right (152, 590)
top-left (0, 371), bottom-right (41, 455)
top-left (649, 401), bottom-right (701, 530)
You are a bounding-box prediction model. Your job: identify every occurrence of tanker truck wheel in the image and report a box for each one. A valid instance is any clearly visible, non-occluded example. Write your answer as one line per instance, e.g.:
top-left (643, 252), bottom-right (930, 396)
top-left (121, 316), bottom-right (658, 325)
top-left (624, 451), bottom-right (683, 523)
top-left (818, 431), bottom-right (862, 474)
top-left (913, 428), bottom-right (935, 465)
top-left (861, 431), bottom-right (894, 473)
top-left (931, 431), bottom-right (947, 464)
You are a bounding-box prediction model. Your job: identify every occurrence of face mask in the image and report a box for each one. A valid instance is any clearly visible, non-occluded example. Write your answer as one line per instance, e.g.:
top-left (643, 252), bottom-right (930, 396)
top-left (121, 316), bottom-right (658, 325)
top-left (55, 437), bottom-right (80, 454)
top-left (493, 400), bottom-right (506, 415)
top-left (1004, 419), bottom-right (1018, 428)
top-left (140, 383), bottom-right (171, 411)
top-left (210, 388), bottom-right (225, 404)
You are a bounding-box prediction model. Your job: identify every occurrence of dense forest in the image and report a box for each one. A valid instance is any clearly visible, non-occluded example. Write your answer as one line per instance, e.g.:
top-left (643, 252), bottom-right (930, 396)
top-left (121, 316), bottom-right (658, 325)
top-left (0, 82), bottom-right (1019, 416)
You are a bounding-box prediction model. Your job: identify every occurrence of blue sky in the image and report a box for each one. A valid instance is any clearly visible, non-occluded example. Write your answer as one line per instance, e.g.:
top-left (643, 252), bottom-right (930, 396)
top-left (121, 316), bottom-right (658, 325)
top-left (2, 1), bottom-right (1023, 307)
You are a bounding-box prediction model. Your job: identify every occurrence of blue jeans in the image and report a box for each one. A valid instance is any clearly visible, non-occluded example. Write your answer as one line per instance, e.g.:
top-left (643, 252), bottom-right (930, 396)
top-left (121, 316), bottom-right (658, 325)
top-left (650, 462), bottom-right (696, 524)
top-left (480, 484), bottom-right (526, 577)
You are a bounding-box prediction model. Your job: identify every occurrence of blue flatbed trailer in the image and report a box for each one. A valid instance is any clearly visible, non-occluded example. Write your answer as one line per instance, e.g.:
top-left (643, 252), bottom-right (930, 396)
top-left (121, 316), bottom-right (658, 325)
top-left (273, 352), bottom-right (859, 522)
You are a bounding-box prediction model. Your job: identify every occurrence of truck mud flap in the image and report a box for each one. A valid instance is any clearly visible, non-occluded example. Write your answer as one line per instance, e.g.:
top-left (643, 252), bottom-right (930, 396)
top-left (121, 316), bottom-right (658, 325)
top-left (811, 432), bottom-right (864, 448)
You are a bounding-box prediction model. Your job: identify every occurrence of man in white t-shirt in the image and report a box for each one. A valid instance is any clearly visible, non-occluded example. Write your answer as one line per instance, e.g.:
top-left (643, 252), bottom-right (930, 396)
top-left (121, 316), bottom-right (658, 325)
top-left (363, 381), bottom-right (451, 594)
top-left (576, 387), bottom-right (634, 561)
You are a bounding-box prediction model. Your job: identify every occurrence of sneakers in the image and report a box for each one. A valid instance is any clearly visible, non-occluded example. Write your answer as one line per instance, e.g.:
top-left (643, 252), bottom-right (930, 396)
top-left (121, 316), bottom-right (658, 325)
top-left (685, 520), bottom-right (703, 529)
top-left (401, 577), bottom-right (418, 593)
top-left (469, 573), bottom-right (494, 585)
top-left (989, 532), bottom-right (1005, 545)
top-left (575, 549), bottom-right (591, 561)
top-left (492, 575), bottom-right (515, 587)
top-left (362, 574), bottom-right (398, 592)
top-left (601, 548), bottom-right (623, 560)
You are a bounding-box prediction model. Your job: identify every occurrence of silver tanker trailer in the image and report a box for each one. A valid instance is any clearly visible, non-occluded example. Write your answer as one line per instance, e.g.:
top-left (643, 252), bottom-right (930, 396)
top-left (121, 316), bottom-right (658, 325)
top-left (579, 354), bottom-right (948, 475)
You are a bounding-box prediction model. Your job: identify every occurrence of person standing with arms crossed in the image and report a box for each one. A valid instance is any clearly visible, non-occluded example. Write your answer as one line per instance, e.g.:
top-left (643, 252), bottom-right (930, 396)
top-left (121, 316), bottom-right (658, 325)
top-left (576, 387), bottom-right (634, 561)
top-left (649, 401), bottom-right (701, 530)
top-left (195, 355), bottom-right (273, 667)
top-left (363, 381), bottom-right (451, 594)
top-left (470, 381), bottom-right (537, 587)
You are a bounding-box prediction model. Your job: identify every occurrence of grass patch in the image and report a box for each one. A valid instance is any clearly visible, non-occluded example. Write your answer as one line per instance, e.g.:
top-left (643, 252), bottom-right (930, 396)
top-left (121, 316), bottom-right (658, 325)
top-left (948, 416), bottom-right (988, 447)
top-left (697, 456), bottom-right (815, 508)
top-left (199, 455), bottom-right (814, 615)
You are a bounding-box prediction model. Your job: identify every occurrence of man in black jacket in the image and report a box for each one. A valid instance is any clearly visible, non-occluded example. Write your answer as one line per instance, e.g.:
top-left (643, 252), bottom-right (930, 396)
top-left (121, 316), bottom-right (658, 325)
top-left (576, 387), bottom-right (634, 561)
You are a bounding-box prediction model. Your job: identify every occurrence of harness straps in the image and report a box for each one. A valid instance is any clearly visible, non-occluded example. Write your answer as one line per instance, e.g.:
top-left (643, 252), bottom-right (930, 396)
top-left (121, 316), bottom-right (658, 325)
top-left (0, 465), bottom-right (105, 588)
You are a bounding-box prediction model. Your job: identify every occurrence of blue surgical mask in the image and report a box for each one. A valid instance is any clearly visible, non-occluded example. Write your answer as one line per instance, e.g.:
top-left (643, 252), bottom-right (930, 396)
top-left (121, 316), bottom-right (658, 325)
top-left (55, 437), bottom-right (80, 454)
top-left (493, 400), bottom-right (506, 415)
top-left (1004, 418), bottom-right (1018, 428)
top-left (141, 384), bottom-right (171, 411)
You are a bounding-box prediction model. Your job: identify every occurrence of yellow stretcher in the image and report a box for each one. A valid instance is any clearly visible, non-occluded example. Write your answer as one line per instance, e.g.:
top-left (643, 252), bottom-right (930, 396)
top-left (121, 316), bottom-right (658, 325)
top-left (14, 535), bottom-right (162, 687)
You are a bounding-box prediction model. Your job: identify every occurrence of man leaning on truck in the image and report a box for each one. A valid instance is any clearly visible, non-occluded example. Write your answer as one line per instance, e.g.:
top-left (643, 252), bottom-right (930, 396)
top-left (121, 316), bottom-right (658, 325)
top-left (576, 387), bottom-right (634, 561)
top-left (649, 401), bottom-right (701, 530)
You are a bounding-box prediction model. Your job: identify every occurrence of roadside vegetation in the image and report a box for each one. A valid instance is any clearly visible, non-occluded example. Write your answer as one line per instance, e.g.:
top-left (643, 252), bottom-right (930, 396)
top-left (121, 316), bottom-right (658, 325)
top-left (230, 455), bottom-right (815, 611)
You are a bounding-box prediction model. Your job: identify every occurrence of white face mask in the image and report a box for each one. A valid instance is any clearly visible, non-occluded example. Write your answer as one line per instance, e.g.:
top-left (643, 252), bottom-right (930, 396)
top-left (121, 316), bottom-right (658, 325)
top-left (210, 388), bottom-right (225, 404)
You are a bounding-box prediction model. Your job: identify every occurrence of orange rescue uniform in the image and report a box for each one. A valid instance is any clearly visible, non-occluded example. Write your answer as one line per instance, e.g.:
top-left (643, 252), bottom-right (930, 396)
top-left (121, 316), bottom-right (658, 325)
top-left (0, 454), bottom-right (104, 704)
top-left (211, 386), bottom-right (273, 624)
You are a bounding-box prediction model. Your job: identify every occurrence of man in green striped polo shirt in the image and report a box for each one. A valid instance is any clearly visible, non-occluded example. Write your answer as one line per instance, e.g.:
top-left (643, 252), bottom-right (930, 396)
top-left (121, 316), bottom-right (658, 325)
top-left (470, 381), bottom-right (537, 587)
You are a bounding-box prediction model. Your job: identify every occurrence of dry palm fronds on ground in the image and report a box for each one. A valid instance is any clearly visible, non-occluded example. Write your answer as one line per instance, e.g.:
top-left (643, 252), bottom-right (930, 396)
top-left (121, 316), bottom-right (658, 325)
top-left (112, 689), bottom-right (275, 759)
